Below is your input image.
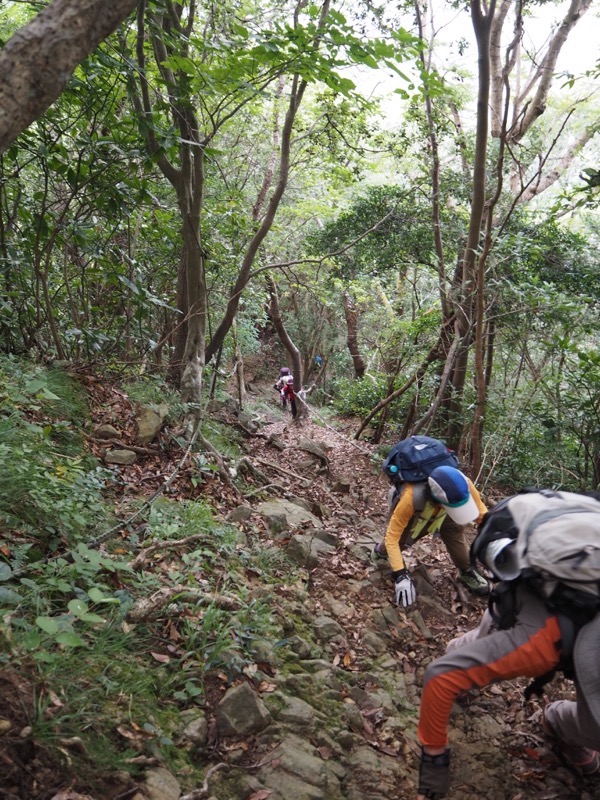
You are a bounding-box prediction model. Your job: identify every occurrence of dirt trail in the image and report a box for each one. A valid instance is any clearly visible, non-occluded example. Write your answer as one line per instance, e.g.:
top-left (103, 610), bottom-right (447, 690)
top-left (246, 397), bottom-right (600, 800)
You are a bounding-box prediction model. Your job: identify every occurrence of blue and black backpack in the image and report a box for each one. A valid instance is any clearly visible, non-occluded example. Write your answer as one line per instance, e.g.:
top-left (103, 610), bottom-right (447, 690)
top-left (383, 435), bottom-right (459, 484)
top-left (382, 435), bottom-right (460, 516)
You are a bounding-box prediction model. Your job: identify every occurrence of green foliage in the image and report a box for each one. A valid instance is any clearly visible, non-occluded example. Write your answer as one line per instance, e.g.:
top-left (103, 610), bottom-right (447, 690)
top-left (494, 216), bottom-right (599, 299)
top-left (484, 407), bottom-right (583, 491)
top-left (333, 374), bottom-right (393, 417)
top-left (27, 621), bottom-right (184, 775)
top-left (124, 375), bottom-right (184, 419)
top-left (307, 185), bottom-right (440, 281)
top-left (0, 358), bottom-right (111, 548)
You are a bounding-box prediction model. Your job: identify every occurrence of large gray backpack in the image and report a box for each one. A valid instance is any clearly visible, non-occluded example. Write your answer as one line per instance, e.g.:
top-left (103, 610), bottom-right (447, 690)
top-left (472, 489), bottom-right (600, 613)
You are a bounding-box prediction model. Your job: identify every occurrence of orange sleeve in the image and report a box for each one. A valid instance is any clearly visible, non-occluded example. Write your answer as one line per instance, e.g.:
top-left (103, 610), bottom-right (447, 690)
top-left (467, 477), bottom-right (487, 524)
top-left (383, 485), bottom-right (416, 572)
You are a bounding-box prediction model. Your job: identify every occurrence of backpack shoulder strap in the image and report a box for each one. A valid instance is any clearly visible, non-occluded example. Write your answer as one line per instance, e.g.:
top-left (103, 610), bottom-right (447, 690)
top-left (411, 482), bottom-right (428, 513)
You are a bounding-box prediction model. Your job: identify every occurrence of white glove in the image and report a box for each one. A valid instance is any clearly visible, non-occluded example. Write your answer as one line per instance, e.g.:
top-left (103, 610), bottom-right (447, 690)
top-left (394, 570), bottom-right (416, 607)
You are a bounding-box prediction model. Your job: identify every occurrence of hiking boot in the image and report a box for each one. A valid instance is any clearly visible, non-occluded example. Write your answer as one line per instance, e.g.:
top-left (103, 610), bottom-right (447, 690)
top-left (542, 708), bottom-right (600, 776)
top-left (459, 567), bottom-right (490, 596)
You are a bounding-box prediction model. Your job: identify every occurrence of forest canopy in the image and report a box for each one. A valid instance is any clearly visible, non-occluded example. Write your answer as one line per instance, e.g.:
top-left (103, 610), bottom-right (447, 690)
top-left (0, 0), bottom-right (598, 489)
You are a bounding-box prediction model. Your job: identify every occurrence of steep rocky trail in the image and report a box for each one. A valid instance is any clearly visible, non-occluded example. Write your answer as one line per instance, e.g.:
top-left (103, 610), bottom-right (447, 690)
top-left (210, 395), bottom-right (600, 800)
top-left (2, 378), bottom-right (599, 800)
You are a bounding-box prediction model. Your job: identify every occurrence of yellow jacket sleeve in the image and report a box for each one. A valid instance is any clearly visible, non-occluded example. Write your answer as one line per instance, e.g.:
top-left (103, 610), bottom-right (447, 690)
top-left (383, 484), bottom-right (416, 572)
top-left (467, 478), bottom-right (487, 523)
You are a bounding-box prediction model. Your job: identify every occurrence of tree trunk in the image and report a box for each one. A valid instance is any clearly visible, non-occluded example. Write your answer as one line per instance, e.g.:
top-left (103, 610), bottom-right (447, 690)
top-left (342, 291), bottom-right (366, 379)
top-left (267, 277), bottom-right (306, 421)
top-left (0, 0), bottom-right (137, 154)
top-left (445, 0), bottom-right (496, 454)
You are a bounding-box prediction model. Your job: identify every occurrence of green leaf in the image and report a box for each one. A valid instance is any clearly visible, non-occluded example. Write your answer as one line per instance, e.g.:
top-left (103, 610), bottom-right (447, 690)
top-left (0, 586), bottom-right (22, 604)
top-left (68, 599), bottom-right (89, 617)
top-left (33, 650), bottom-right (57, 663)
top-left (0, 563), bottom-right (12, 582)
top-left (55, 631), bottom-right (86, 647)
top-left (22, 631), bottom-right (43, 650)
top-left (36, 616), bottom-right (59, 635)
top-left (79, 612), bottom-right (105, 624)
top-left (87, 587), bottom-right (106, 602)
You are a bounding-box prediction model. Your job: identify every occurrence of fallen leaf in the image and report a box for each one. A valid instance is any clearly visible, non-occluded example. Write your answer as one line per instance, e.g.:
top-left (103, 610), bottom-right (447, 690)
top-left (150, 651), bottom-right (170, 663)
top-left (248, 791), bottom-right (272, 800)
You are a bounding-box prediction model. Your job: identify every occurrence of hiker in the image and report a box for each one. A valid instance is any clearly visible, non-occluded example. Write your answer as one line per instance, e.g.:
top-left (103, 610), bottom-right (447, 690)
top-left (274, 367), bottom-right (297, 417)
top-left (374, 462), bottom-right (489, 605)
top-left (415, 489), bottom-right (600, 799)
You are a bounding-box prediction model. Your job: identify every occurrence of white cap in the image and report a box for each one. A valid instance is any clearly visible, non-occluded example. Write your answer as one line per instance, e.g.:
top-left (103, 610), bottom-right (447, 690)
top-left (428, 466), bottom-right (480, 525)
top-left (484, 538), bottom-right (520, 580)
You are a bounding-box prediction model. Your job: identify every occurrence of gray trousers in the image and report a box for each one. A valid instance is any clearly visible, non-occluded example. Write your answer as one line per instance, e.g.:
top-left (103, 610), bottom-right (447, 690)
top-left (419, 588), bottom-right (600, 750)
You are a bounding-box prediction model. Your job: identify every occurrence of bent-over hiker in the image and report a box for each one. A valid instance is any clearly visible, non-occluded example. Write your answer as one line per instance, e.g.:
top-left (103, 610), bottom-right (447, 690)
top-left (415, 490), bottom-right (600, 799)
top-left (374, 465), bottom-right (489, 606)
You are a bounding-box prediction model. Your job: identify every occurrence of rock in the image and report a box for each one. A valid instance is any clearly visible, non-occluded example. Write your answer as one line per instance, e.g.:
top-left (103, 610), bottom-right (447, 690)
top-left (136, 403), bottom-right (168, 444)
top-left (142, 767), bottom-right (180, 800)
top-left (362, 630), bottom-right (387, 654)
top-left (297, 437), bottom-right (329, 466)
top-left (313, 616), bottom-right (345, 642)
top-left (267, 693), bottom-right (316, 726)
top-left (267, 434), bottom-right (285, 450)
top-left (206, 396), bottom-right (239, 415)
top-left (286, 635), bottom-right (313, 659)
top-left (314, 529), bottom-right (337, 546)
top-left (408, 608), bottom-right (433, 640)
top-left (248, 638), bottom-right (278, 665)
top-left (256, 499), bottom-right (322, 529)
top-left (93, 423), bottom-right (120, 439)
top-left (331, 478), bottom-right (351, 494)
top-left (286, 532), bottom-right (335, 568)
top-left (321, 593), bottom-right (354, 619)
top-left (264, 512), bottom-right (289, 534)
top-left (104, 449), bottom-right (137, 465)
top-left (216, 682), bottom-right (271, 736)
top-left (237, 411), bottom-right (259, 432)
top-left (343, 699), bottom-right (364, 732)
top-left (258, 734), bottom-right (343, 799)
top-left (181, 714), bottom-right (208, 745)
top-left (227, 505), bottom-right (253, 523)
top-left (286, 495), bottom-right (314, 513)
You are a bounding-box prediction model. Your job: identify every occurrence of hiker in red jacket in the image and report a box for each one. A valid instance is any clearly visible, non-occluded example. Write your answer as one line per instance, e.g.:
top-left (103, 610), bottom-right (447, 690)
top-left (274, 367), bottom-right (297, 417)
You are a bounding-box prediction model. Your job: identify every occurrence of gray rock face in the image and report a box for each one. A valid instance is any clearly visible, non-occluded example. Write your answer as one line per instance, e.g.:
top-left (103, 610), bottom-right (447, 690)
top-left (142, 767), bottom-right (181, 800)
top-left (257, 734), bottom-right (344, 800)
top-left (104, 449), bottom-right (137, 465)
top-left (94, 423), bottom-right (120, 439)
top-left (215, 682), bottom-right (271, 736)
top-left (286, 534), bottom-right (320, 568)
top-left (227, 504), bottom-right (253, 523)
top-left (256, 499), bottom-right (323, 529)
top-left (181, 714), bottom-right (208, 745)
top-left (136, 403), bottom-right (169, 444)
